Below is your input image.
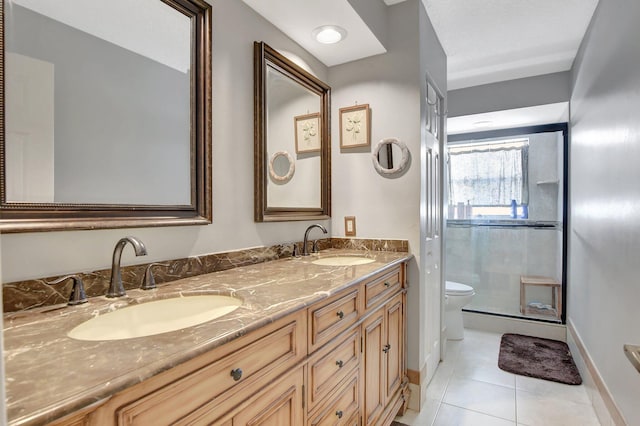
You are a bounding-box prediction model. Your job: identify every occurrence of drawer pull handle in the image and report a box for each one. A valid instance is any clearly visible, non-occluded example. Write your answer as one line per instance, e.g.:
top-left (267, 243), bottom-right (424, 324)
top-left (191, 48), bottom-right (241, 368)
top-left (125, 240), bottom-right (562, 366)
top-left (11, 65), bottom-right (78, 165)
top-left (384, 281), bottom-right (391, 287)
top-left (336, 410), bottom-right (343, 419)
top-left (230, 368), bottom-right (243, 381)
top-left (383, 344), bottom-right (391, 354)
top-left (336, 360), bottom-right (344, 368)
top-left (336, 310), bottom-right (344, 319)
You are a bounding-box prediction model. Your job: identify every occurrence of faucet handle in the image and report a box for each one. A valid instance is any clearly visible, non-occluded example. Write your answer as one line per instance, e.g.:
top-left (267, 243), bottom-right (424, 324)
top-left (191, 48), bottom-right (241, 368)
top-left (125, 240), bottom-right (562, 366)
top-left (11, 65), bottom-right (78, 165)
top-left (312, 240), bottom-right (320, 253)
top-left (292, 243), bottom-right (299, 258)
top-left (142, 263), bottom-right (169, 290)
top-left (47, 275), bottom-right (88, 305)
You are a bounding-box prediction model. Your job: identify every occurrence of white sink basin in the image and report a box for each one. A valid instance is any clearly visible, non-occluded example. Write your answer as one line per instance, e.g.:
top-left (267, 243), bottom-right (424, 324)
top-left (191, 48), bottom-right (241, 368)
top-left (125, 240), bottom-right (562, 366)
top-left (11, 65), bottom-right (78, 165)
top-left (68, 295), bottom-right (242, 341)
top-left (312, 256), bottom-right (375, 266)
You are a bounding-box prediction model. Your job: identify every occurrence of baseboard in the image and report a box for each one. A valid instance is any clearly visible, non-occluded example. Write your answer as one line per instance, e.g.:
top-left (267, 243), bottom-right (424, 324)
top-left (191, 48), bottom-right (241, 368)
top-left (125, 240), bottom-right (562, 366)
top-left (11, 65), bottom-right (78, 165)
top-left (407, 383), bottom-right (421, 411)
top-left (407, 369), bottom-right (420, 385)
top-left (567, 319), bottom-right (627, 425)
top-left (406, 361), bottom-right (429, 411)
top-left (462, 311), bottom-right (566, 341)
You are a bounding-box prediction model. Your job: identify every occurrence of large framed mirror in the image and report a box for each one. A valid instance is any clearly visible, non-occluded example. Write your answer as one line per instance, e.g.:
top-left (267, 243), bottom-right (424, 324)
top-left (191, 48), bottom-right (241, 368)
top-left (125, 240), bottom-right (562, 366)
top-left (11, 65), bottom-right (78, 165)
top-left (0, 0), bottom-right (212, 233)
top-left (254, 42), bottom-right (331, 222)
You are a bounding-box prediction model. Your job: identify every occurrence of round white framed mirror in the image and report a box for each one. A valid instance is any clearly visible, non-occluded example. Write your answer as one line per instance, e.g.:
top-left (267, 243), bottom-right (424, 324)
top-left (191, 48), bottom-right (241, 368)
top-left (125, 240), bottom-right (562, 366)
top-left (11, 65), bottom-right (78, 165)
top-left (268, 151), bottom-right (295, 183)
top-left (372, 137), bottom-right (410, 175)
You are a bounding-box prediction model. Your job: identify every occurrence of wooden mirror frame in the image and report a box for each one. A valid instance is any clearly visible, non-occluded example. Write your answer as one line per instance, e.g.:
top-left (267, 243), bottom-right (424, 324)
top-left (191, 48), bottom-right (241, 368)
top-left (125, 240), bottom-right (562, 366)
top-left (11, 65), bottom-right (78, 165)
top-left (254, 41), bottom-right (331, 222)
top-left (0, 0), bottom-right (212, 233)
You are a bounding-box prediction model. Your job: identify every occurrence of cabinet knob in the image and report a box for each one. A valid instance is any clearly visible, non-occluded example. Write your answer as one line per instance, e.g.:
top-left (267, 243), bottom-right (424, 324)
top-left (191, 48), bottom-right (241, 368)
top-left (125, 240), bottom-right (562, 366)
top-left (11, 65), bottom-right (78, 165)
top-left (336, 310), bottom-right (344, 319)
top-left (230, 368), bottom-right (243, 381)
top-left (336, 360), bottom-right (344, 368)
top-left (383, 344), bottom-right (391, 354)
top-left (384, 281), bottom-right (391, 288)
top-left (335, 410), bottom-right (343, 419)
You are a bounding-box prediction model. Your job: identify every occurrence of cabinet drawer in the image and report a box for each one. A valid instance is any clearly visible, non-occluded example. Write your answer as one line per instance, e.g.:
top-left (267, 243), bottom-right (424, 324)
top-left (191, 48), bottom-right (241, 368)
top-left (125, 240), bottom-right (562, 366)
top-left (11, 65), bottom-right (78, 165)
top-left (308, 373), bottom-right (360, 426)
top-left (309, 288), bottom-right (359, 352)
top-left (364, 267), bottom-right (402, 311)
top-left (181, 366), bottom-right (305, 426)
top-left (308, 328), bottom-right (360, 410)
top-left (232, 366), bottom-right (304, 426)
top-left (116, 312), bottom-right (305, 425)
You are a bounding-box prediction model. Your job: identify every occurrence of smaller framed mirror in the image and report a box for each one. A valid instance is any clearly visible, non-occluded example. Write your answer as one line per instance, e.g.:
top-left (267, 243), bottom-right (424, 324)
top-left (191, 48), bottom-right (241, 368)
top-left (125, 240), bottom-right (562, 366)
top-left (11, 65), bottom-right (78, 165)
top-left (372, 138), bottom-right (410, 176)
top-left (269, 151), bottom-right (295, 183)
top-left (254, 42), bottom-right (331, 222)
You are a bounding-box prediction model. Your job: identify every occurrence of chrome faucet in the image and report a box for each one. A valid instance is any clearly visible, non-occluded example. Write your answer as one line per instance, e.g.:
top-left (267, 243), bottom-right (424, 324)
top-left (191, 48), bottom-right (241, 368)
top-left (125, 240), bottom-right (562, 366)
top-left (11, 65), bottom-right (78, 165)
top-left (302, 224), bottom-right (328, 256)
top-left (107, 236), bottom-right (148, 297)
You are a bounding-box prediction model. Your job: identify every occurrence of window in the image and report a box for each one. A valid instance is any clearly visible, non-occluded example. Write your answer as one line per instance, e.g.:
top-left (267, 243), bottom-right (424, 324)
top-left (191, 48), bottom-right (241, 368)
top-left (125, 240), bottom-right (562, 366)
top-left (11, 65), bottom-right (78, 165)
top-left (448, 139), bottom-right (529, 218)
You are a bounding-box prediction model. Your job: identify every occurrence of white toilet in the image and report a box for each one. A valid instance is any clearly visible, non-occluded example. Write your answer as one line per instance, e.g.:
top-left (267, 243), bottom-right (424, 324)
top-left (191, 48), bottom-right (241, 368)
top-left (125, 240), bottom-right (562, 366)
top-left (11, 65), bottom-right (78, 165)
top-left (445, 281), bottom-right (475, 340)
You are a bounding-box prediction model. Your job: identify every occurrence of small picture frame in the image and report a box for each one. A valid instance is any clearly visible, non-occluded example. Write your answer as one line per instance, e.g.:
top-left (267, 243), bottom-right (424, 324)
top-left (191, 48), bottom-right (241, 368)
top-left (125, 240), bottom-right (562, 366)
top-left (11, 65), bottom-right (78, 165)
top-left (344, 216), bottom-right (356, 237)
top-left (340, 104), bottom-right (370, 149)
top-left (294, 112), bottom-right (321, 153)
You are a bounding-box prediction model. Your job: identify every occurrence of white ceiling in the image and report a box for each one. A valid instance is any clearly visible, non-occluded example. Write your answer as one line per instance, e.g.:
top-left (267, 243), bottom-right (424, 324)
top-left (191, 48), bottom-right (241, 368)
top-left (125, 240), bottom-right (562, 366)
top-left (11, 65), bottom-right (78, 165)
top-left (242, 0), bottom-right (385, 67)
top-left (447, 102), bottom-right (569, 135)
top-left (424, 0), bottom-right (600, 90)
top-left (245, 0), bottom-right (598, 90)
top-left (244, 0), bottom-right (598, 130)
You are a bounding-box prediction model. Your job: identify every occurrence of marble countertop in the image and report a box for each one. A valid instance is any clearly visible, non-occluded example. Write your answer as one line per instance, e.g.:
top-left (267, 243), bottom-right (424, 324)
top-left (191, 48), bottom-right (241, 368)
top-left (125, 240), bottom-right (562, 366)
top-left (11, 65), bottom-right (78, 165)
top-left (3, 249), bottom-right (412, 425)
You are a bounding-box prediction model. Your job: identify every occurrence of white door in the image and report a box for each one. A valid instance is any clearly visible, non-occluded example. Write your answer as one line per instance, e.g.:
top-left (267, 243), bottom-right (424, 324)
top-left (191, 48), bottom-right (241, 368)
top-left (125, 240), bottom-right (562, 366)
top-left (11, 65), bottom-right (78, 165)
top-left (422, 78), bottom-right (445, 383)
top-left (5, 52), bottom-right (55, 203)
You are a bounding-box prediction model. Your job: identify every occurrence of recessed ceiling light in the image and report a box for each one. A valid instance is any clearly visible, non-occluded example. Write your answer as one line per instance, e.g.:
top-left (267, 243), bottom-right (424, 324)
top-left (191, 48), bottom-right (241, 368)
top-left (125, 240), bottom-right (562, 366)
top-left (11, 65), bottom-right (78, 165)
top-left (312, 25), bottom-right (347, 44)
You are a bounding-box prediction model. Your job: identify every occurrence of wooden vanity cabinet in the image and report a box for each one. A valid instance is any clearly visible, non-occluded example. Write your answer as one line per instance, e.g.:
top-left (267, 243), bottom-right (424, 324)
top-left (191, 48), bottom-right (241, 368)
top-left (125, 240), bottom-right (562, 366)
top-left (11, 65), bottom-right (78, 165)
top-left (309, 264), bottom-right (407, 426)
top-left (52, 262), bottom-right (407, 426)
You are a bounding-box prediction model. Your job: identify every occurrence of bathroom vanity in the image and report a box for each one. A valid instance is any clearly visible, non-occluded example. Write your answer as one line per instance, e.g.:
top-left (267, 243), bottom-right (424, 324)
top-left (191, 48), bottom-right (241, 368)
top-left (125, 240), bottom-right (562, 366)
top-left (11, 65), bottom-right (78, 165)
top-left (3, 249), bottom-right (411, 425)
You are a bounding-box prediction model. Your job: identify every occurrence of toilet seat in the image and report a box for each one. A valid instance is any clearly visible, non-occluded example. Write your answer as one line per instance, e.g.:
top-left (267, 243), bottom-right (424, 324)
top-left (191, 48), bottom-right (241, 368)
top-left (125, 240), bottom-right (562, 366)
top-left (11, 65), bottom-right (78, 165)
top-left (445, 281), bottom-right (474, 296)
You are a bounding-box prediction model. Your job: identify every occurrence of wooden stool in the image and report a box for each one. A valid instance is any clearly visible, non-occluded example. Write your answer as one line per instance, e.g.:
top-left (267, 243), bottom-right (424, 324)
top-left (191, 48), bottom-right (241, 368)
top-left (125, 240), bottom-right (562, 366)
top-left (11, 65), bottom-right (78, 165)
top-left (520, 275), bottom-right (561, 319)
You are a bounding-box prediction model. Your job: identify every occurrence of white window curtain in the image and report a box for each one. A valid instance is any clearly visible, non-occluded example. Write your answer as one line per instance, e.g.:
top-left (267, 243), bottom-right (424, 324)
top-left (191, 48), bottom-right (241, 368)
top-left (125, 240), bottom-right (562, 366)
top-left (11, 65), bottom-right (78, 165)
top-left (448, 141), bottom-right (529, 206)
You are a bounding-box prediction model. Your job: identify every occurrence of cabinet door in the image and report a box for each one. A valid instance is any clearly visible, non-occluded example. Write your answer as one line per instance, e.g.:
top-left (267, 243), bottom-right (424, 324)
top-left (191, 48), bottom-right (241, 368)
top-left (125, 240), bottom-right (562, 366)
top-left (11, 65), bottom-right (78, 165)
top-left (232, 367), bottom-right (304, 426)
top-left (385, 292), bottom-right (404, 402)
top-left (362, 308), bottom-right (385, 426)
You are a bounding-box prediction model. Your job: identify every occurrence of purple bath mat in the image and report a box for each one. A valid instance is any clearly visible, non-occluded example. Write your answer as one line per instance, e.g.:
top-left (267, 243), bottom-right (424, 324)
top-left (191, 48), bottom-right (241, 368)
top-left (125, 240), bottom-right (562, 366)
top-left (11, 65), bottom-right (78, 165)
top-left (498, 333), bottom-right (582, 385)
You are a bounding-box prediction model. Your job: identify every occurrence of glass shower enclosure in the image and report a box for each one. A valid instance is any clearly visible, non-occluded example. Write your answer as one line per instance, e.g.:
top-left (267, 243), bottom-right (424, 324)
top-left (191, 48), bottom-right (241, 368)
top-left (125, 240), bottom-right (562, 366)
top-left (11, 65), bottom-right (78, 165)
top-left (445, 125), bottom-right (567, 323)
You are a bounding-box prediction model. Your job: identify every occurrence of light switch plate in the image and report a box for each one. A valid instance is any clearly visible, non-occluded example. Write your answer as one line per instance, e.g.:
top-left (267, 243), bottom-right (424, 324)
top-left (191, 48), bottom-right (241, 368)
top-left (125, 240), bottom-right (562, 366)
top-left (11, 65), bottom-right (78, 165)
top-left (344, 216), bottom-right (356, 236)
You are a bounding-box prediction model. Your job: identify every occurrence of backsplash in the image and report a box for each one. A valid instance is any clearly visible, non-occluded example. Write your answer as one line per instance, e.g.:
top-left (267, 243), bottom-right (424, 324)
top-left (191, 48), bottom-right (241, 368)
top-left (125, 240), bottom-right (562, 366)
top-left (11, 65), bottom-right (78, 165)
top-left (2, 237), bottom-right (408, 313)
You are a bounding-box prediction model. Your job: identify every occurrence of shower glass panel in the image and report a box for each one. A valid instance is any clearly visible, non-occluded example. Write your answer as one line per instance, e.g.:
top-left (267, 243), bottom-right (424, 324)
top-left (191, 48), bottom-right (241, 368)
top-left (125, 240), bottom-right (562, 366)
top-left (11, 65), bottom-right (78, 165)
top-left (445, 126), bottom-right (566, 323)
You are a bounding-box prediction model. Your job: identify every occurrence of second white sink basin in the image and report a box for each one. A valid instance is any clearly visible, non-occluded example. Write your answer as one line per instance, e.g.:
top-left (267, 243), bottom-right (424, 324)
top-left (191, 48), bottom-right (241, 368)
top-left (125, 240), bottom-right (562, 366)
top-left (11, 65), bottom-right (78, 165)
top-left (312, 256), bottom-right (375, 266)
top-left (68, 295), bottom-right (242, 341)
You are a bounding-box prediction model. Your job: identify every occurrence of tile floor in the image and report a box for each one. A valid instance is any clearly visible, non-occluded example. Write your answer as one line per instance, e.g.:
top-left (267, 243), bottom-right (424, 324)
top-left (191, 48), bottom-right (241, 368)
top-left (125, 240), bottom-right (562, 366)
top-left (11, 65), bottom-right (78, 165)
top-left (395, 329), bottom-right (601, 426)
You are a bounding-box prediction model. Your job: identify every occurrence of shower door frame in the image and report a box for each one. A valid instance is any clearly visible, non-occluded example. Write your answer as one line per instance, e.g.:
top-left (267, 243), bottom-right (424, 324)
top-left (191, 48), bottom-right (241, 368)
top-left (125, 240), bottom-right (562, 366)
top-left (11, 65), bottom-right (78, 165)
top-left (448, 123), bottom-right (569, 324)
